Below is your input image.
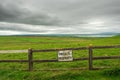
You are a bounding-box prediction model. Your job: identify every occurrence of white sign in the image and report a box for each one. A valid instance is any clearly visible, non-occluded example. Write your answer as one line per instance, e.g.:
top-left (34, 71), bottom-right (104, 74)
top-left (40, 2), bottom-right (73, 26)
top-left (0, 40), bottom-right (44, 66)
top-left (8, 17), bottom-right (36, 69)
top-left (58, 50), bottom-right (73, 61)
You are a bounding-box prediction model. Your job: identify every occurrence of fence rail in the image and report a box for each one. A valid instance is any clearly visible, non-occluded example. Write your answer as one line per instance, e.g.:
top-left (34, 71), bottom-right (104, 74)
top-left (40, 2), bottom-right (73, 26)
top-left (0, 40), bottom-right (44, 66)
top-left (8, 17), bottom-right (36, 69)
top-left (0, 45), bottom-right (120, 71)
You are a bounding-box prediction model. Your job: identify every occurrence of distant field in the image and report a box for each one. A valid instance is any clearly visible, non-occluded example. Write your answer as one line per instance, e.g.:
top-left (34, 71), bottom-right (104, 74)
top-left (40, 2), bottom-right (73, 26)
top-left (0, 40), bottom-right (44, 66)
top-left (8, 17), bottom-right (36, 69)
top-left (0, 36), bottom-right (120, 80)
top-left (0, 35), bottom-right (120, 50)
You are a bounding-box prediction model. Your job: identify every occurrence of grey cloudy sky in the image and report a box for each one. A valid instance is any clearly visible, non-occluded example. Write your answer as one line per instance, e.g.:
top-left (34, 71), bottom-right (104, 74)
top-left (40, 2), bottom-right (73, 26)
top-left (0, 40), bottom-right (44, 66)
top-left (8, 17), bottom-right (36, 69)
top-left (0, 0), bottom-right (120, 35)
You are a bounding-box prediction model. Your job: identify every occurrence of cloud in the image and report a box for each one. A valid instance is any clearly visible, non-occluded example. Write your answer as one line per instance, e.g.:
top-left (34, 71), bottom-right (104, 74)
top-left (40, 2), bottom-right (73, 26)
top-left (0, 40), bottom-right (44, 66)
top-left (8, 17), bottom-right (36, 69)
top-left (0, 21), bottom-right (119, 35)
top-left (0, 22), bottom-right (75, 34)
top-left (0, 0), bottom-right (62, 26)
top-left (0, 0), bottom-right (120, 35)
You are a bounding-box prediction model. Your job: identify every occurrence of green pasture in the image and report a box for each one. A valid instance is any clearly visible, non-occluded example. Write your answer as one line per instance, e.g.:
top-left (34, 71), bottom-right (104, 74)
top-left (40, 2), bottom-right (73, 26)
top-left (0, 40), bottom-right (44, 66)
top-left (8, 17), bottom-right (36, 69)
top-left (0, 35), bottom-right (120, 80)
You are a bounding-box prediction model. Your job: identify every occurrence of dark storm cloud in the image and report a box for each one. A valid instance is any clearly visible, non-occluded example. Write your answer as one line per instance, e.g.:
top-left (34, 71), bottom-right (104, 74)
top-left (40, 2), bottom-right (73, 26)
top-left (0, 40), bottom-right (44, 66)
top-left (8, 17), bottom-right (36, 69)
top-left (30, 0), bottom-right (120, 24)
top-left (0, 0), bottom-right (120, 34)
top-left (0, 0), bottom-right (61, 26)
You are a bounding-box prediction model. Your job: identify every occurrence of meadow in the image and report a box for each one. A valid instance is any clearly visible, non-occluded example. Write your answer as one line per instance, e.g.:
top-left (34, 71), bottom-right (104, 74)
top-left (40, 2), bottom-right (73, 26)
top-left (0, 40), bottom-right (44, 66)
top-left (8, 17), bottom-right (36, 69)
top-left (0, 35), bottom-right (120, 80)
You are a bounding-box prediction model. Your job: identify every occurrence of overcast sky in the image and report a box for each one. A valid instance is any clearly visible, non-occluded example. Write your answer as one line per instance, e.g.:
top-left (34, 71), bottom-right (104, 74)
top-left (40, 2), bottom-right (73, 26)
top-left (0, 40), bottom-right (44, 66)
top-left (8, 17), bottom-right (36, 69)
top-left (0, 0), bottom-right (120, 35)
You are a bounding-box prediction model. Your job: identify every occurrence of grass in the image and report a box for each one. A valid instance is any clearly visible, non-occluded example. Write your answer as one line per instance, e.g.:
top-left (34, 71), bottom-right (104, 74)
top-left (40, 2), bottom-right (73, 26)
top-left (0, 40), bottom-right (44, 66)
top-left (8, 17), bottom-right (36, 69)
top-left (0, 36), bottom-right (120, 80)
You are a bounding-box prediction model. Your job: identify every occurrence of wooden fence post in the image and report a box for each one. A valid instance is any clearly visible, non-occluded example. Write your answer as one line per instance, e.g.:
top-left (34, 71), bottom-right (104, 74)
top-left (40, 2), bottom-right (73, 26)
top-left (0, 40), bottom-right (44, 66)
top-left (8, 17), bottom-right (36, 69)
top-left (88, 44), bottom-right (93, 70)
top-left (28, 48), bottom-right (33, 71)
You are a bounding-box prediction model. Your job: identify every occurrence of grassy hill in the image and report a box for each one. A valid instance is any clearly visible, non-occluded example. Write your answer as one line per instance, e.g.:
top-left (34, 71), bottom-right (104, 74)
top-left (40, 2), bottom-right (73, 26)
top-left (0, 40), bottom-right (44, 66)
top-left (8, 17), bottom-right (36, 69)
top-left (0, 36), bottom-right (120, 80)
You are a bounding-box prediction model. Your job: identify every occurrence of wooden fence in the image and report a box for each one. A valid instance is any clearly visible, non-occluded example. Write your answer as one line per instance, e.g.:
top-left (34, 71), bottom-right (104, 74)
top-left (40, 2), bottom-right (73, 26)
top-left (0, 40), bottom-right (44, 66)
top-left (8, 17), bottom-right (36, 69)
top-left (0, 45), bottom-right (120, 71)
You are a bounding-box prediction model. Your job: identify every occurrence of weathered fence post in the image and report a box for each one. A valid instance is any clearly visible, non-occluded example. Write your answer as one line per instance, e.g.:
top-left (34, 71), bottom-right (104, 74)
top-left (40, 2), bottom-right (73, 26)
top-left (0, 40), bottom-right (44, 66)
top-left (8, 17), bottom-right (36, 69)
top-left (88, 44), bottom-right (93, 70)
top-left (28, 48), bottom-right (33, 71)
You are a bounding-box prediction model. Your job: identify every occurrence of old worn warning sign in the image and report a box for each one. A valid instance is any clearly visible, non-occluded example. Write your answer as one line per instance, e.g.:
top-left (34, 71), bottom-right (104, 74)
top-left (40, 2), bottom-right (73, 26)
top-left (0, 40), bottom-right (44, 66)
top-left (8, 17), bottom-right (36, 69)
top-left (58, 50), bottom-right (73, 61)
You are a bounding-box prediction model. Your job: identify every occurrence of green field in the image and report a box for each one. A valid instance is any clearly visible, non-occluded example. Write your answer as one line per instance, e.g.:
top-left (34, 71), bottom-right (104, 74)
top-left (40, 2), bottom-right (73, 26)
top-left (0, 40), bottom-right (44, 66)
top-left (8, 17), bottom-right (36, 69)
top-left (0, 36), bottom-right (120, 80)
